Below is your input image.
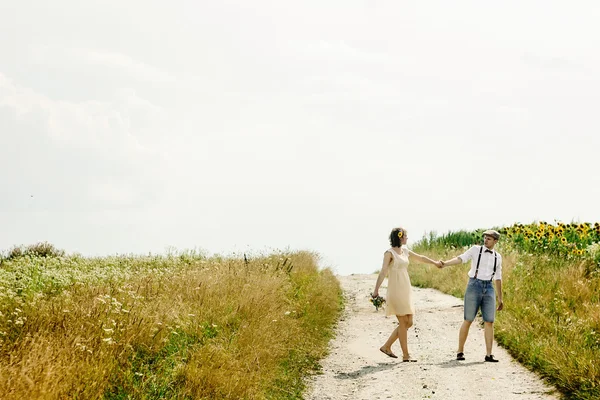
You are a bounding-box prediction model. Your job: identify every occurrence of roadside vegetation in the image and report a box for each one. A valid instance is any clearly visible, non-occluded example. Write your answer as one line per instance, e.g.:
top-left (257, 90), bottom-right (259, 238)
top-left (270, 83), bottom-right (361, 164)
top-left (411, 221), bottom-right (600, 400)
top-left (0, 244), bottom-right (342, 399)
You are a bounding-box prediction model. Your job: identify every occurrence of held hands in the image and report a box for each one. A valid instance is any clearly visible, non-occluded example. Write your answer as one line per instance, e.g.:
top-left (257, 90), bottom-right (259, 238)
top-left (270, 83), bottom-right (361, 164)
top-left (434, 260), bottom-right (445, 269)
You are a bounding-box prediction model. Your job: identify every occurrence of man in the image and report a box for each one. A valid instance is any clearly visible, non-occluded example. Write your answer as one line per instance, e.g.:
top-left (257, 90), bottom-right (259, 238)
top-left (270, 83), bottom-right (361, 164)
top-left (440, 229), bottom-right (504, 362)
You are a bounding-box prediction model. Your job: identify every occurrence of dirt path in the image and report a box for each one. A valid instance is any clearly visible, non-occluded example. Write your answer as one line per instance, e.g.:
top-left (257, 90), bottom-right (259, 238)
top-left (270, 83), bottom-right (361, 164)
top-left (304, 274), bottom-right (560, 400)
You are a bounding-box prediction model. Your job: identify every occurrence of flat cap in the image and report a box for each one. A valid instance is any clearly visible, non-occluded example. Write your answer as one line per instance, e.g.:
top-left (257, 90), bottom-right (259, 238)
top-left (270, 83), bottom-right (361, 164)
top-left (482, 229), bottom-right (500, 240)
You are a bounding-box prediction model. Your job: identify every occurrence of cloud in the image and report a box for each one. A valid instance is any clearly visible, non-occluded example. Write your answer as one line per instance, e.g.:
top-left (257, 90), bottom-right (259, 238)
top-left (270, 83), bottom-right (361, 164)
top-left (80, 49), bottom-right (176, 83)
top-left (31, 45), bottom-right (176, 84)
top-left (0, 72), bottom-right (167, 212)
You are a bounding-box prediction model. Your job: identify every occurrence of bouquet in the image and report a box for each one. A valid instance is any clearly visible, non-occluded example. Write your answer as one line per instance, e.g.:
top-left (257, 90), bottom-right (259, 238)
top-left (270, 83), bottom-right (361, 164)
top-left (370, 294), bottom-right (386, 311)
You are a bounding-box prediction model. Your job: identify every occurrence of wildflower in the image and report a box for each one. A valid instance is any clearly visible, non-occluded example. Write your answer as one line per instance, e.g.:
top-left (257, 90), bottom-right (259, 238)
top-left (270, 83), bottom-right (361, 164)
top-left (370, 294), bottom-right (386, 311)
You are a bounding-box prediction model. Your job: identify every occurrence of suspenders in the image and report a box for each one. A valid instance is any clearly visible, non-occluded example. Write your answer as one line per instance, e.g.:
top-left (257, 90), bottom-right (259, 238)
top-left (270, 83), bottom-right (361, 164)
top-left (474, 246), bottom-right (497, 281)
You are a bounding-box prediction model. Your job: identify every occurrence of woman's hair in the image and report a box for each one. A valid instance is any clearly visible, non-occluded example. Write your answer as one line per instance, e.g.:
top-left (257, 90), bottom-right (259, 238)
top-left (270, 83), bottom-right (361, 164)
top-left (389, 227), bottom-right (406, 247)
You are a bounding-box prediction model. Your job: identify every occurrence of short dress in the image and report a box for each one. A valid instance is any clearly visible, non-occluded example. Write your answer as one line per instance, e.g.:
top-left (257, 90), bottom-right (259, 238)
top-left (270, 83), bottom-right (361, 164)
top-left (385, 246), bottom-right (415, 316)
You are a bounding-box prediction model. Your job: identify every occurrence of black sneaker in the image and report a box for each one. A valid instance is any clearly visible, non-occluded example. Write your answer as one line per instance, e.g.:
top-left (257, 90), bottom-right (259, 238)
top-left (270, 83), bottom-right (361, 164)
top-left (484, 355), bottom-right (499, 362)
top-left (456, 352), bottom-right (465, 361)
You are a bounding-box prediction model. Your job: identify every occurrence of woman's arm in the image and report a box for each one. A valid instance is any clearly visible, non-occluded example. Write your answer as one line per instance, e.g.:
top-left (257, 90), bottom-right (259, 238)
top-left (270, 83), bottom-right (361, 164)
top-left (408, 250), bottom-right (443, 268)
top-left (372, 251), bottom-right (392, 297)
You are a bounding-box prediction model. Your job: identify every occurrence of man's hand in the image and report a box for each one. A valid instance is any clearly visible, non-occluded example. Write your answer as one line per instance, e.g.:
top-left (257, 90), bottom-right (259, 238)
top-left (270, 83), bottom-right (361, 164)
top-left (497, 301), bottom-right (504, 311)
top-left (434, 260), bottom-right (444, 269)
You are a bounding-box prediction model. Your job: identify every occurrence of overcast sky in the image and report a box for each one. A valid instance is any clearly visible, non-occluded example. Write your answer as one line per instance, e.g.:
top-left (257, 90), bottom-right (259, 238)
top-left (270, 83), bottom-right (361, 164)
top-left (1, 1), bottom-right (599, 275)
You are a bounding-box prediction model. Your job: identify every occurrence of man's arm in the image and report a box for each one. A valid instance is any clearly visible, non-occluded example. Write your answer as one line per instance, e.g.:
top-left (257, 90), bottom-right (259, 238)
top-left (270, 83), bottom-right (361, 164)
top-left (440, 256), bottom-right (462, 268)
top-left (495, 280), bottom-right (503, 310)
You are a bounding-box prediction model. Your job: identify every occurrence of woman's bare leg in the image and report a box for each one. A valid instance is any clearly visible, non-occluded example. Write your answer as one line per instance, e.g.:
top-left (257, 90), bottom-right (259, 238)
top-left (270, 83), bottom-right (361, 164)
top-left (381, 325), bottom-right (400, 354)
top-left (397, 315), bottom-right (410, 359)
top-left (380, 314), bottom-right (414, 358)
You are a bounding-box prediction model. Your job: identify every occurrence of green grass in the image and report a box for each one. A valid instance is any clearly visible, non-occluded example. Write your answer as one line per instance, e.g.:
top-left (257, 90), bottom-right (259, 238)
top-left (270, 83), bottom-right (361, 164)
top-left (411, 236), bottom-right (600, 400)
top-left (0, 248), bottom-right (343, 399)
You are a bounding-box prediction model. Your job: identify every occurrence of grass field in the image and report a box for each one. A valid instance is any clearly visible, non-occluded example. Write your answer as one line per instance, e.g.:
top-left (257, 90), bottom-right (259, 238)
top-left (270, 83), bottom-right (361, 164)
top-left (411, 224), bottom-right (600, 400)
top-left (3, 219), bottom-right (599, 399)
top-left (0, 246), bottom-right (342, 399)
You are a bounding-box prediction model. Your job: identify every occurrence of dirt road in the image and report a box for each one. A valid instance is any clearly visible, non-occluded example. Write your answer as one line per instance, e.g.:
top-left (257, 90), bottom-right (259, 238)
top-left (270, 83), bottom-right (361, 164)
top-left (304, 274), bottom-right (559, 400)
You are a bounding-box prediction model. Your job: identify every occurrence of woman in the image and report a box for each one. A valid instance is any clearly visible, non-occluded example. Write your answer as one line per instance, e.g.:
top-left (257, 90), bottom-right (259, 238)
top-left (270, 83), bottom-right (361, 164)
top-left (372, 227), bottom-right (442, 361)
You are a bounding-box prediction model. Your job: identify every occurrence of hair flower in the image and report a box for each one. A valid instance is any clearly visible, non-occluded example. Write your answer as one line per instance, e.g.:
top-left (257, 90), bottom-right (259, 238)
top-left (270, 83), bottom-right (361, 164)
top-left (398, 231), bottom-right (404, 239)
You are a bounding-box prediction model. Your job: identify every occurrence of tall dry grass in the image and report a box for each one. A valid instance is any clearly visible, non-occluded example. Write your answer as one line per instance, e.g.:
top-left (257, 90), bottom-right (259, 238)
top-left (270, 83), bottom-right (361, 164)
top-left (0, 250), bottom-right (342, 399)
top-left (410, 242), bottom-right (600, 400)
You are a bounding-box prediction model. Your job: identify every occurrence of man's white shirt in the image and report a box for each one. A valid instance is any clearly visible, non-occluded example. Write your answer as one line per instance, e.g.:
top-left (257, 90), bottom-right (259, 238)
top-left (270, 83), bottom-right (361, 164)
top-left (458, 245), bottom-right (502, 280)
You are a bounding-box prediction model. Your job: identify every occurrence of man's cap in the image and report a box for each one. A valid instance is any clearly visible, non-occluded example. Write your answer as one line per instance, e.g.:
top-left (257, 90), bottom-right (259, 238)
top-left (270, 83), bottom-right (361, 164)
top-left (482, 229), bottom-right (500, 240)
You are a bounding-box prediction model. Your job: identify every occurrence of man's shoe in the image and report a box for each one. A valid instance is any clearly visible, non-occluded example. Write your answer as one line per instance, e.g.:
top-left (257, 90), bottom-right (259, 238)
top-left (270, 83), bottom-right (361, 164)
top-left (484, 355), bottom-right (499, 362)
top-left (456, 352), bottom-right (465, 361)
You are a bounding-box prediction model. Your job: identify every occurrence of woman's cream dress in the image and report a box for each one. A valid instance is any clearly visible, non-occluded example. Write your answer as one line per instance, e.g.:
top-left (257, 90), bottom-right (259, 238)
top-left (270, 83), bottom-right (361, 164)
top-left (385, 245), bottom-right (415, 316)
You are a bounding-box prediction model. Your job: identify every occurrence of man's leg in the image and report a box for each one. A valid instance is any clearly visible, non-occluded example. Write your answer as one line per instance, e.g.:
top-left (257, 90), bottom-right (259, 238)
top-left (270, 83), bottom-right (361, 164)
top-left (458, 320), bottom-right (473, 354)
top-left (459, 279), bottom-right (479, 357)
top-left (482, 284), bottom-right (497, 359)
top-left (484, 322), bottom-right (494, 356)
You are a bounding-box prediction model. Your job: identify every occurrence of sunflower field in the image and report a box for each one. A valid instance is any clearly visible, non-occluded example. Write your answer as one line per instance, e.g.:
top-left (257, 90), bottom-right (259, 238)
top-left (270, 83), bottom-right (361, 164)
top-left (420, 221), bottom-right (600, 270)
top-left (500, 221), bottom-right (600, 268)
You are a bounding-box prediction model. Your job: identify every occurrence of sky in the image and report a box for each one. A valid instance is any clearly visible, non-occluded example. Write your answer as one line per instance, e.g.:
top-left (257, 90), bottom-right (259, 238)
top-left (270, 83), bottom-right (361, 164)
top-left (1, 1), bottom-right (599, 275)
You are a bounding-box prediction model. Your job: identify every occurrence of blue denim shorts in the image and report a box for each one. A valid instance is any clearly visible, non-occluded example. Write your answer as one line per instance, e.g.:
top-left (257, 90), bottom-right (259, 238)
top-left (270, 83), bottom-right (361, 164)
top-left (464, 278), bottom-right (496, 322)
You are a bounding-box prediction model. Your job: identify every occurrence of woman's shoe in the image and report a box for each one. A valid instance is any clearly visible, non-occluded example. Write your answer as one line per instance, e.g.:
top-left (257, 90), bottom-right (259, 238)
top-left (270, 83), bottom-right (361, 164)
top-left (380, 347), bottom-right (398, 358)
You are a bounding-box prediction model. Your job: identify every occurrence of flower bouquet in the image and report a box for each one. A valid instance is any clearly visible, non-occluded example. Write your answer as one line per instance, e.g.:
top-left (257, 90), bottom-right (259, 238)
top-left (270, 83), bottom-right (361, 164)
top-left (370, 294), bottom-right (386, 311)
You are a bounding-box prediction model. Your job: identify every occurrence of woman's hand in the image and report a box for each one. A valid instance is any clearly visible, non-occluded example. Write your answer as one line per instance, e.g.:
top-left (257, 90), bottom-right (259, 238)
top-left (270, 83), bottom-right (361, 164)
top-left (371, 291), bottom-right (379, 298)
